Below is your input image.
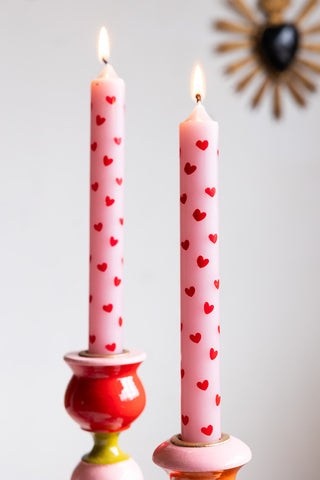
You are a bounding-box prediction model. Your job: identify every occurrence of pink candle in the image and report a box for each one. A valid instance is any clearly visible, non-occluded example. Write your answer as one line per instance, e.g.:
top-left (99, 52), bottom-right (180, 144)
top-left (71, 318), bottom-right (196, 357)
top-left (180, 66), bottom-right (221, 443)
top-left (88, 28), bottom-right (125, 355)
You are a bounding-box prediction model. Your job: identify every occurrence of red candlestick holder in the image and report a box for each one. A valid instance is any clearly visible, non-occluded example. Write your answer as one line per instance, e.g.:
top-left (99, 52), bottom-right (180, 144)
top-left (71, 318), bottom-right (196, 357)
top-left (153, 433), bottom-right (251, 480)
top-left (64, 349), bottom-right (146, 480)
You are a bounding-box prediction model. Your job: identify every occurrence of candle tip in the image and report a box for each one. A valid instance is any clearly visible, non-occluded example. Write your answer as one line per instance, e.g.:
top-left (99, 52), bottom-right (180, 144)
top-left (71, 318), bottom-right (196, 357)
top-left (98, 26), bottom-right (110, 63)
top-left (191, 64), bottom-right (206, 103)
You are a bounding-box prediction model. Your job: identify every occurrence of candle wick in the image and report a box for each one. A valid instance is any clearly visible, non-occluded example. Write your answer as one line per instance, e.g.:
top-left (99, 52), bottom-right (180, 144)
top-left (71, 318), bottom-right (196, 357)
top-left (102, 57), bottom-right (108, 65)
top-left (195, 93), bottom-right (201, 103)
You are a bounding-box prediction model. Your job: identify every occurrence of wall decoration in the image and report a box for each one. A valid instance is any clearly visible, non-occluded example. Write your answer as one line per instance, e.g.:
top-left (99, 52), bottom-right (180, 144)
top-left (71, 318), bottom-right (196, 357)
top-left (215, 0), bottom-right (320, 118)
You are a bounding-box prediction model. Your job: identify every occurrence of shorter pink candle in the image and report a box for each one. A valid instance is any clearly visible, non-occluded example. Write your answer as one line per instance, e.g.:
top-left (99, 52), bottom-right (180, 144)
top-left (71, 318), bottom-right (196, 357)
top-left (180, 66), bottom-right (221, 443)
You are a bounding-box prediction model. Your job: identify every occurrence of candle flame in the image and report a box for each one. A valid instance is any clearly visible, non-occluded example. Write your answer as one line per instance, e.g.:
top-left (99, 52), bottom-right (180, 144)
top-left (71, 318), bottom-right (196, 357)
top-left (191, 64), bottom-right (205, 102)
top-left (98, 27), bottom-right (110, 62)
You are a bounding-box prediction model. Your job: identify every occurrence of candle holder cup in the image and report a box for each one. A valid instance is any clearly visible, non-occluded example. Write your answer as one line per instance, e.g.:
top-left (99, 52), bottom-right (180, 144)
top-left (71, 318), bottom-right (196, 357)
top-left (153, 433), bottom-right (251, 480)
top-left (64, 349), bottom-right (146, 480)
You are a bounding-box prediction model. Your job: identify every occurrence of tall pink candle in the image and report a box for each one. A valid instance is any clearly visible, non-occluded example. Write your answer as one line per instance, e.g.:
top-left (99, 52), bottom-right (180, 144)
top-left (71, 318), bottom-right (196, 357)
top-left (180, 66), bottom-right (221, 443)
top-left (88, 28), bottom-right (125, 355)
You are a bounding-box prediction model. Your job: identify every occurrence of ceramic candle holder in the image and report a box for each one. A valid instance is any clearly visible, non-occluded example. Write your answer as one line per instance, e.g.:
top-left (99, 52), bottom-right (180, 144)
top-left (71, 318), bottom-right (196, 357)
top-left (153, 433), bottom-right (251, 480)
top-left (64, 349), bottom-right (146, 480)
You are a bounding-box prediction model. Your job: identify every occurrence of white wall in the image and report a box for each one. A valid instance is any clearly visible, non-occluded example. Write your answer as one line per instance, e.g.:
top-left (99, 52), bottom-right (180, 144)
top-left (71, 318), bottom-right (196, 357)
top-left (0, 0), bottom-right (319, 479)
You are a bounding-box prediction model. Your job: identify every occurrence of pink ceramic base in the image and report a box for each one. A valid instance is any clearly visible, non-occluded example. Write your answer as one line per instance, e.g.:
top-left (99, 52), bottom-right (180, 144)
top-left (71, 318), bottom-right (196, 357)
top-left (71, 459), bottom-right (143, 480)
top-left (153, 433), bottom-right (252, 473)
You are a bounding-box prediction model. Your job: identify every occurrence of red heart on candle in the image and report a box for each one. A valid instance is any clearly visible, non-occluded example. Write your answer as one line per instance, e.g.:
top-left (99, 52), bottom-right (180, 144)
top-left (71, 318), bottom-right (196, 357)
top-left (182, 415), bottom-right (189, 426)
top-left (105, 343), bottom-right (116, 352)
top-left (217, 149), bottom-right (219, 156)
top-left (214, 280), bottom-right (220, 289)
top-left (180, 193), bottom-right (187, 204)
top-left (210, 348), bottom-right (218, 360)
top-left (185, 286), bottom-right (195, 297)
top-left (204, 302), bottom-right (214, 314)
top-left (218, 325), bottom-right (220, 334)
top-left (193, 209), bottom-right (206, 221)
top-left (184, 162), bottom-right (197, 175)
top-left (89, 335), bottom-right (96, 344)
top-left (216, 394), bottom-right (221, 406)
top-left (116, 178), bottom-right (123, 185)
top-left (97, 263), bottom-right (107, 272)
top-left (96, 115), bottom-right (106, 126)
top-left (94, 223), bottom-right (103, 232)
top-left (89, 295), bottom-right (92, 303)
top-left (106, 96), bottom-right (116, 104)
top-left (201, 425), bottom-right (213, 436)
top-left (209, 234), bottom-right (218, 244)
top-left (110, 236), bottom-right (118, 246)
top-left (105, 196), bottom-right (115, 206)
top-left (205, 187), bottom-right (216, 197)
top-left (91, 142), bottom-right (97, 151)
top-left (103, 155), bottom-right (113, 166)
top-left (197, 380), bottom-right (209, 391)
top-left (103, 304), bottom-right (113, 313)
top-left (119, 218), bottom-right (124, 225)
top-left (181, 369), bottom-right (185, 379)
top-left (119, 317), bottom-right (123, 326)
top-left (190, 333), bottom-right (201, 343)
top-left (114, 137), bottom-right (122, 145)
top-left (181, 240), bottom-right (190, 250)
top-left (196, 140), bottom-right (209, 151)
top-left (91, 182), bottom-right (99, 191)
top-left (197, 256), bottom-right (209, 268)
top-left (114, 277), bottom-right (121, 286)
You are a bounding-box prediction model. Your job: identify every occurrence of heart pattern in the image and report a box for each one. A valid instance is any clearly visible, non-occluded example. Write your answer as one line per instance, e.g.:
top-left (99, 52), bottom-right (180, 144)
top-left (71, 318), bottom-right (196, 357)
top-left (197, 380), bottom-right (209, 391)
top-left (184, 162), bottom-right (197, 175)
top-left (205, 187), bottom-right (216, 198)
top-left (106, 96), bottom-right (116, 104)
top-left (193, 209), bottom-right (206, 221)
top-left (185, 286), bottom-right (195, 297)
top-left (180, 193), bottom-right (187, 204)
top-left (103, 155), bottom-right (113, 166)
top-left (96, 115), bottom-right (106, 126)
top-left (196, 140), bottom-right (209, 151)
top-left (105, 196), bottom-right (115, 206)
top-left (182, 415), bottom-right (189, 425)
top-left (110, 236), bottom-right (118, 246)
top-left (97, 263), bottom-right (107, 272)
top-left (103, 304), bottom-right (113, 313)
top-left (181, 240), bottom-right (190, 250)
top-left (204, 302), bottom-right (214, 314)
top-left (209, 233), bottom-right (218, 244)
top-left (210, 348), bottom-right (218, 360)
top-left (89, 84), bottom-right (125, 355)
top-left (190, 333), bottom-right (201, 343)
top-left (180, 127), bottom-right (220, 441)
top-left (201, 425), bottom-right (213, 436)
top-left (197, 255), bottom-right (209, 268)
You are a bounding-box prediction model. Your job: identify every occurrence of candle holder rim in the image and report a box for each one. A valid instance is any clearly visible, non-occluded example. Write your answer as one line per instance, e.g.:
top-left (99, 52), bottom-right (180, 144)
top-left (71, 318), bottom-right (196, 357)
top-left (171, 433), bottom-right (230, 448)
top-left (64, 349), bottom-right (146, 367)
top-left (153, 433), bottom-right (252, 473)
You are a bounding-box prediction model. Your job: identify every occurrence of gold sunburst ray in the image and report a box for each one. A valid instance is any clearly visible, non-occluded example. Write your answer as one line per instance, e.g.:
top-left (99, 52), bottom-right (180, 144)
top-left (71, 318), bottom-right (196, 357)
top-left (225, 55), bottom-right (255, 74)
top-left (295, 0), bottom-right (319, 24)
